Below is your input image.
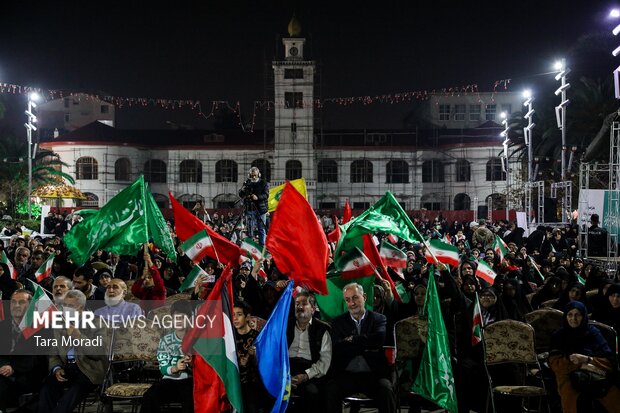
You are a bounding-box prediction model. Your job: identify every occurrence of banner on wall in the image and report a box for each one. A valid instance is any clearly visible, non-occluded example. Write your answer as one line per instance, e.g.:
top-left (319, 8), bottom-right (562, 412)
top-left (577, 189), bottom-right (620, 238)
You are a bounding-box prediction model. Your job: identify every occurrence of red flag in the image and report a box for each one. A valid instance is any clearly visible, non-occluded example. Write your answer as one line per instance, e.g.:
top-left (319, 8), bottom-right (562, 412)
top-left (169, 193), bottom-right (241, 266)
top-left (363, 234), bottom-right (402, 303)
top-left (327, 215), bottom-right (341, 243)
top-left (343, 199), bottom-right (352, 224)
top-left (266, 182), bottom-right (329, 294)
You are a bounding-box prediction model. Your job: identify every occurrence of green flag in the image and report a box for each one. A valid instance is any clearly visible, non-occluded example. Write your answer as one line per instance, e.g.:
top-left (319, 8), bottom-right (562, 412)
top-left (413, 266), bottom-right (458, 412)
top-left (334, 192), bottom-right (424, 270)
top-left (64, 176), bottom-right (176, 265)
top-left (315, 273), bottom-right (375, 321)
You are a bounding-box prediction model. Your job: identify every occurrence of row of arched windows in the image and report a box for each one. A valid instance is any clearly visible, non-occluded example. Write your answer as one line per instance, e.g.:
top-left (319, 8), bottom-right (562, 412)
top-left (75, 157), bottom-right (507, 183)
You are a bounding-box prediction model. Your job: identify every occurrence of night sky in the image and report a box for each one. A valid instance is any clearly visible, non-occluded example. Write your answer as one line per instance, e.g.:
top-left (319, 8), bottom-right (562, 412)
top-left (0, 1), bottom-right (617, 132)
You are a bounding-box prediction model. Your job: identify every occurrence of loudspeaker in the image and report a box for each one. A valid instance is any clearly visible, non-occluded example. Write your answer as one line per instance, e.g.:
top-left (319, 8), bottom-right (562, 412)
top-left (543, 197), bottom-right (558, 222)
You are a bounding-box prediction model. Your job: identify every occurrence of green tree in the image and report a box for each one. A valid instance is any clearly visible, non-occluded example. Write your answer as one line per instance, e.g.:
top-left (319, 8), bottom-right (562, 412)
top-left (0, 131), bottom-right (73, 217)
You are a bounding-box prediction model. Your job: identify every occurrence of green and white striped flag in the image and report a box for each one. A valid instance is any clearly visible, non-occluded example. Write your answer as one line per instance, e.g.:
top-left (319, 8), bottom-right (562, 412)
top-left (240, 237), bottom-right (267, 261)
top-left (20, 281), bottom-right (55, 338)
top-left (34, 253), bottom-right (55, 283)
top-left (178, 265), bottom-right (213, 292)
top-left (181, 230), bottom-right (217, 264)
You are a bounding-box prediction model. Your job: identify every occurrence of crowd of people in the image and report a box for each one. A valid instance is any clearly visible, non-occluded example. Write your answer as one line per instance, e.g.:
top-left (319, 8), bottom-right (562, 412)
top-left (0, 205), bottom-right (619, 413)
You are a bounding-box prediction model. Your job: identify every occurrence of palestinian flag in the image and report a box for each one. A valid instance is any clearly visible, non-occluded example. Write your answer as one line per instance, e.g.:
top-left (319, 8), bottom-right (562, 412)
top-left (182, 267), bottom-right (243, 413)
top-left (475, 260), bottom-right (497, 284)
top-left (494, 235), bottom-right (508, 263)
top-left (0, 250), bottom-right (18, 280)
top-left (20, 281), bottom-right (55, 339)
top-left (181, 230), bottom-right (218, 264)
top-left (178, 265), bottom-right (213, 292)
top-left (339, 247), bottom-right (374, 280)
top-left (240, 237), bottom-right (266, 262)
top-left (472, 292), bottom-right (483, 346)
top-left (379, 240), bottom-right (407, 269)
top-left (424, 239), bottom-right (460, 268)
top-left (34, 253), bottom-right (55, 283)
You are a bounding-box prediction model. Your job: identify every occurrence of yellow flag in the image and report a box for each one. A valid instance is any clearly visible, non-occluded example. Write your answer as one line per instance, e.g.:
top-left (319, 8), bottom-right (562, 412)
top-left (268, 178), bottom-right (307, 212)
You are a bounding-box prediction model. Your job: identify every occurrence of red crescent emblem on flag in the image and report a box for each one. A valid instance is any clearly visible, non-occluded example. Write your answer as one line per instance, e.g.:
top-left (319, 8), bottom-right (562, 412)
top-left (196, 242), bottom-right (203, 249)
top-left (353, 259), bottom-right (360, 268)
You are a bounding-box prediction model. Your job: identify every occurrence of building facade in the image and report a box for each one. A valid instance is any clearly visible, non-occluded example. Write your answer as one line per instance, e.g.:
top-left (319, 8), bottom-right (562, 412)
top-left (39, 20), bottom-right (522, 216)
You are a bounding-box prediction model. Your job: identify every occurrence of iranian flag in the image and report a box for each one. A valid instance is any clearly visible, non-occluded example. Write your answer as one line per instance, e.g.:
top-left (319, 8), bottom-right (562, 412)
top-left (181, 230), bottom-right (218, 264)
top-left (475, 260), bottom-right (497, 284)
top-left (1, 250), bottom-right (18, 280)
top-left (20, 281), bottom-right (55, 339)
top-left (424, 239), bottom-right (460, 267)
top-left (379, 240), bottom-right (407, 269)
top-left (528, 256), bottom-right (545, 282)
top-left (178, 265), bottom-right (213, 292)
top-left (472, 292), bottom-right (483, 346)
top-left (240, 237), bottom-right (265, 261)
top-left (494, 235), bottom-right (508, 263)
top-left (340, 247), bottom-right (374, 280)
top-left (34, 253), bottom-right (55, 283)
top-left (182, 266), bottom-right (243, 413)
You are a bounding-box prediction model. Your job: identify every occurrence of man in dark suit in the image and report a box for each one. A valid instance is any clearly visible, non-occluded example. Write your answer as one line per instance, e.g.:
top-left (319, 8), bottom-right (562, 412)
top-left (0, 289), bottom-right (48, 412)
top-left (325, 283), bottom-right (395, 413)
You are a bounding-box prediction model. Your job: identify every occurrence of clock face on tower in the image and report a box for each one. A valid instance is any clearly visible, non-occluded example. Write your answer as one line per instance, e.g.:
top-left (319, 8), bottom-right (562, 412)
top-left (289, 46), bottom-right (299, 57)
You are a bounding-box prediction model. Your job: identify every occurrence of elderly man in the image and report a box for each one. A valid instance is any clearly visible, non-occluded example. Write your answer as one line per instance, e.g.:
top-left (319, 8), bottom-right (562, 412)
top-left (287, 291), bottom-right (332, 413)
top-left (38, 290), bottom-right (108, 413)
top-left (94, 278), bottom-right (143, 323)
top-left (0, 289), bottom-right (48, 412)
top-left (52, 276), bottom-right (73, 306)
top-left (325, 283), bottom-right (395, 413)
top-left (13, 246), bottom-right (34, 288)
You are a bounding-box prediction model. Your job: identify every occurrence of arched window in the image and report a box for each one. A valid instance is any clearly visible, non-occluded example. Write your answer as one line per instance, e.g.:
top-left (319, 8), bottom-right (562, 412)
top-left (350, 160), bottom-right (373, 183)
top-left (144, 160), bottom-right (167, 183)
top-left (77, 192), bottom-right (99, 207)
top-left (486, 193), bottom-right (506, 210)
top-left (178, 194), bottom-right (205, 210)
top-left (420, 193), bottom-right (442, 211)
top-left (152, 193), bottom-right (168, 209)
top-left (115, 158), bottom-right (131, 181)
top-left (285, 160), bottom-right (302, 180)
top-left (75, 157), bottom-right (98, 180)
top-left (486, 158), bottom-right (506, 181)
top-left (422, 160), bottom-right (444, 183)
top-left (386, 160), bottom-right (409, 183)
top-left (455, 159), bottom-right (471, 182)
top-left (454, 193), bottom-right (471, 210)
top-left (317, 160), bottom-right (338, 183)
top-left (213, 193), bottom-right (239, 209)
top-left (251, 159), bottom-right (271, 182)
top-left (179, 160), bottom-right (202, 183)
top-left (215, 160), bottom-right (238, 183)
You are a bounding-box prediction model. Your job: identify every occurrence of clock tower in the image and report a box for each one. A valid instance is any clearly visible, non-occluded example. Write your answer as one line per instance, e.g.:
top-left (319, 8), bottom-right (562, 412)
top-left (272, 15), bottom-right (315, 205)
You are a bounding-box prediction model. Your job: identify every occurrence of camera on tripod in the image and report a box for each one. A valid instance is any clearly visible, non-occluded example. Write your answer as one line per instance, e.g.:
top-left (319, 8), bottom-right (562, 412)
top-left (239, 179), bottom-right (253, 198)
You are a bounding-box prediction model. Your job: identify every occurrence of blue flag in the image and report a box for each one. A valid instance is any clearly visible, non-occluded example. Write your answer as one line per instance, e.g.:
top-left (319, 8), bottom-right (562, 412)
top-left (255, 282), bottom-right (293, 413)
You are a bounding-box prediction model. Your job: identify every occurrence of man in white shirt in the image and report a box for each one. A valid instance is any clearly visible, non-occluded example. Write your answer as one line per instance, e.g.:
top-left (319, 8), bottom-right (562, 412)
top-left (287, 291), bottom-right (332, 413)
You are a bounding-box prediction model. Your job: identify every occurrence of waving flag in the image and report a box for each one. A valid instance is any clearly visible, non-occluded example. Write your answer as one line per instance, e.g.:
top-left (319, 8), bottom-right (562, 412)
top-left (20, 281), bottom-right (55, 339)
top-left (475, 259), bottom-right (497, 284)
top-left (255, 281), bottom-right (294, 413)
top-left (266, 182), bottom-right (328, 294)
top-left (424, 239), bottom-right (460, 268)
top-left (268, 178), bottom-right (307, 213)
top-left (472, 292), bottom-right (483, 346)
top-left (64, 176), bottom-right (176, 265)
top-left (240, 237), bottom-right (266, 261)
top-left (494, 235), bottom-right (508, 263)
top-left (343, 198), bottom-right (352, 224)
top-left (182, 267), bottom-right (242, 413)
top-left (413, 266), bottom-right (458, 412)
top-left (34, 253), bottom-right (55, 283)
top-left (181, 230), bottom-right (218, 264)
top-left (379, 240), bottom-right (407, 269)
top-left (178, 265), bottom-right (212, 292)
top-left (339, 247), bottom-right (374, 280)
top-left (1, 250), bottom-right (18, 280)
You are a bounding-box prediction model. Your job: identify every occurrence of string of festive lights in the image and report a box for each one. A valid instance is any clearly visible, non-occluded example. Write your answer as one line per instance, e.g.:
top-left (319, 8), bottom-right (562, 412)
top-left (0, 79), bottom-right (513, 133)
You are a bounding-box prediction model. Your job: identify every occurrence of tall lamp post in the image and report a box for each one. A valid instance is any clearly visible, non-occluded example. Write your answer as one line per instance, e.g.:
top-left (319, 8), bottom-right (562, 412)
top-left (24, 92), bottom-right (39, 220)
top-left (523, 89), bottom-right (536, 226)
top-left (500, 111), bottom-right (510, 221)
top-left (554, 59), bottom-right (570, 181)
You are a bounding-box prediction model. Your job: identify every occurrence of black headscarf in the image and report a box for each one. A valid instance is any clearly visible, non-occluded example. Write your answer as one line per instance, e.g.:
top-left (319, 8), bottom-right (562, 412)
top-left (550, 301), bottom-right (612, 358)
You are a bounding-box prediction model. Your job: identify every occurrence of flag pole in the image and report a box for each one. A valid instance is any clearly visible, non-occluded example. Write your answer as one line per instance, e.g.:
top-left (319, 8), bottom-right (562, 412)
top-left (420, 237), bottom-right (440, 266)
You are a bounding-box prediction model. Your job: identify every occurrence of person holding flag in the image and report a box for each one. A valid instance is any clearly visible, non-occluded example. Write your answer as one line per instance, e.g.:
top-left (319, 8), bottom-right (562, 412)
top-left (0, 262), bottom-right (18, 303)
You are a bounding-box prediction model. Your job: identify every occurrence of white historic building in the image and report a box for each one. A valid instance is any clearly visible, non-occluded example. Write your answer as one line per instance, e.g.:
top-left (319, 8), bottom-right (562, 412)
top-left (39, 17), bottom-right (521, 216)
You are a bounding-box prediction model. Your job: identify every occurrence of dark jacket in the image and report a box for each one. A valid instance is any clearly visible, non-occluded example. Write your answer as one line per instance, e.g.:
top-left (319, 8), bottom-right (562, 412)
top-left (287, 316), bottom-right (331, 364)
top-left (588, 225), bottom-right (608, 257)
top-left (330, 310), bottom-right (388, 377)
top-left (240, 179), bottom-right (269, 214)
